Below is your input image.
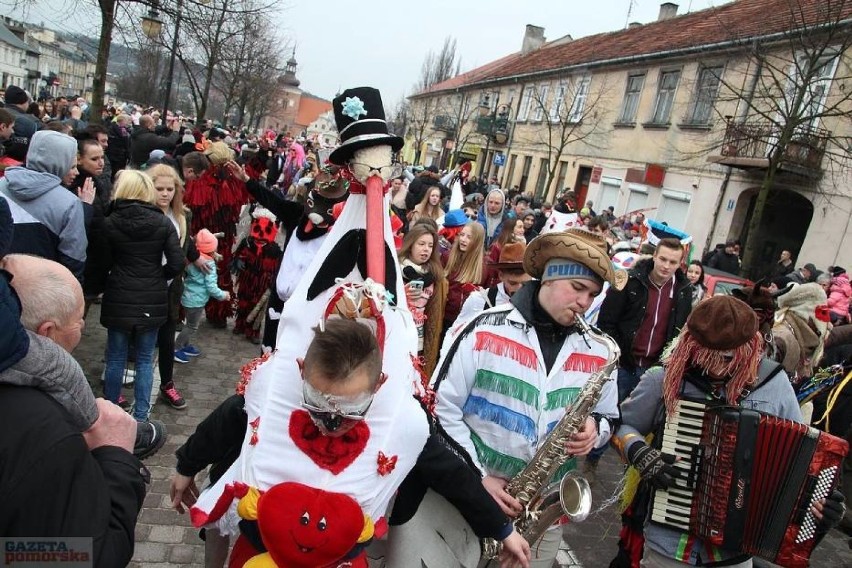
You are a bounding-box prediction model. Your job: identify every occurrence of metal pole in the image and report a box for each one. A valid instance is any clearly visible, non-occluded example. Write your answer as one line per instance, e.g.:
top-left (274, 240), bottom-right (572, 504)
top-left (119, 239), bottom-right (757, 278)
top-left (478, 93), bottom-right (500, 179)
top-left (161, 0), bottom-right (183, 121)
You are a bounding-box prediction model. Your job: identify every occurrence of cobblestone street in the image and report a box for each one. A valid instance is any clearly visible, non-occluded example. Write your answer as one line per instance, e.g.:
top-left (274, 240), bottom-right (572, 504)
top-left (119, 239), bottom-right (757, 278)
top-left (75, 306), bottom-right (851, 567)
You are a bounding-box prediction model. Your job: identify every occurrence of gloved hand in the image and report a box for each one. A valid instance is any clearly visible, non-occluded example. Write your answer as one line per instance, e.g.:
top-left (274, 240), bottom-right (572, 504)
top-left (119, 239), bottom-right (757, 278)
top-left (626, 442), bottom-right (680, 490)
top-left (816, 489), bottom-right (846, 531)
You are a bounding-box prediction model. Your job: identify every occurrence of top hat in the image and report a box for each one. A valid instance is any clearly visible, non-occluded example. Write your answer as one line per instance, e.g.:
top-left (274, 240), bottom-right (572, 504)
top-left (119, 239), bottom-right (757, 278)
top-left (329, 87), bottom-right (403, 166)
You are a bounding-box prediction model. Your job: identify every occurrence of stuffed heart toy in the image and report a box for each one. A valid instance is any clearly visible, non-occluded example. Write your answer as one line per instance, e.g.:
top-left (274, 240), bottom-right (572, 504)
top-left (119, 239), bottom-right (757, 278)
top-left (238, 482), bottom-right (373, 568)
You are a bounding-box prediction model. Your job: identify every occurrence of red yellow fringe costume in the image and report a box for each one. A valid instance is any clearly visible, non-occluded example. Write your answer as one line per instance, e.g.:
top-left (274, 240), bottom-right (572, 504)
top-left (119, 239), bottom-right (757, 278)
top-left (184, 152), bottom-right (251, 326)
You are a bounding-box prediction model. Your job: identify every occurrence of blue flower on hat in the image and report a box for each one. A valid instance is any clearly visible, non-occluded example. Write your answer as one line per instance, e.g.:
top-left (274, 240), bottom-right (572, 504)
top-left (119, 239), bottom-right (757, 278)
top-left (341, 96), bottom-right (367, 120)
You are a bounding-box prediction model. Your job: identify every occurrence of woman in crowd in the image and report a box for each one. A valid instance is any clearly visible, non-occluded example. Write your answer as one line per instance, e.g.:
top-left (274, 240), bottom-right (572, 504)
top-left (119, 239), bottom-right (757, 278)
top-left (482, 218), bottom-right (521, 289)
top-left (398, 223), bottom-right (447, 376)
top-left (442, 221), bottom-right (485, 336)
top-left (100, 170), bottom-right (185, 422)
top-left (69, 138), bottom-right (112, 313)
top-left (686, 260), bottom-right (707, 308)
top-left (408, 186), bottom-right (444, 226)
top-left (148, 163), bottom-right (197, 409)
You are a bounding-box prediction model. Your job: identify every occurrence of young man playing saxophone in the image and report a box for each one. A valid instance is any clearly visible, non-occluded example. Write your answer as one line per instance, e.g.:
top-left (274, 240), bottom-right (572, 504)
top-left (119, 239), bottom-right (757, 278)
top-left (433, 229), bottom-right (624, 567)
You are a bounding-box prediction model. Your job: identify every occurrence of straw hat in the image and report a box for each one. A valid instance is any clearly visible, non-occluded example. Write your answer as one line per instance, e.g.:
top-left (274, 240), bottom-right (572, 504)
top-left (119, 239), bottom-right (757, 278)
top-left (523, 228), bottom-right (627, 290)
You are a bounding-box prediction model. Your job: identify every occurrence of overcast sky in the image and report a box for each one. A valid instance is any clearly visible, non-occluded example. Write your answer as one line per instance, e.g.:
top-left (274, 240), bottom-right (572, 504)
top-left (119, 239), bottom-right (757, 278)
top-left (7, 0), bottom-right (726, 107)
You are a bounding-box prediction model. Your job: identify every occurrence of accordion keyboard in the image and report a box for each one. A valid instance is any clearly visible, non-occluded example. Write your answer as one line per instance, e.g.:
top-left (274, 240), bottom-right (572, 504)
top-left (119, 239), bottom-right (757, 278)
top-left (650, 399), bottom-right (707, 530)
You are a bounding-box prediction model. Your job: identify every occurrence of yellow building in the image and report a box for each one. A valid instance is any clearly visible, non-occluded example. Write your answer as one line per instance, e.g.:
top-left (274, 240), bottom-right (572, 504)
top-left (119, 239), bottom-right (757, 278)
top-left (408, 0), bottom-right (852, 276)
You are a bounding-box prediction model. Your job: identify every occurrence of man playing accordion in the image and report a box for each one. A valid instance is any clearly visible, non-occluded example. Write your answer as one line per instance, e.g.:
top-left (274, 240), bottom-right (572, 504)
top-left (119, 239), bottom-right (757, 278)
top-left (613, 295), bottom-right (846, 567)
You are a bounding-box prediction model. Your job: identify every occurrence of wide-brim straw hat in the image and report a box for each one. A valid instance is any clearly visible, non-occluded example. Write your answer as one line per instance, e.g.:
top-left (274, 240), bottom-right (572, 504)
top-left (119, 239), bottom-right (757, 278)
top-left (523, 228), bottom-right (627, 290)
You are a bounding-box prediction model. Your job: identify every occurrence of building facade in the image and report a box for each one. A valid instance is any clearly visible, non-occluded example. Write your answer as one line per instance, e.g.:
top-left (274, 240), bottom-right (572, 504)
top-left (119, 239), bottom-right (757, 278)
top-left (407, 0), bottom-right (852, 275)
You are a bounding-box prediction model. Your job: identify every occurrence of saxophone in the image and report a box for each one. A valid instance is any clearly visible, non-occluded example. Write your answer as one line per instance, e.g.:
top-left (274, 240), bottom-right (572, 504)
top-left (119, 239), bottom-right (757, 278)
top-left (482, 316), bottom-right (620, 559)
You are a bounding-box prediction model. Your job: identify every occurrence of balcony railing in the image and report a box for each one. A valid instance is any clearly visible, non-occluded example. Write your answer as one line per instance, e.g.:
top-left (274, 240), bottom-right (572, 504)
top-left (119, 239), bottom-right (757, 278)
top-left (711, 120), bottom-right (829, 177)
top-left (433, 115), bottom-right (456, 133)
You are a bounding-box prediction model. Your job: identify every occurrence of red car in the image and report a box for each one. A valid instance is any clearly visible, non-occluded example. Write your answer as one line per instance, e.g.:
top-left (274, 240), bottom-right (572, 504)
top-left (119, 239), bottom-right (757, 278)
top-left (702, 266), bottom-right (752, 296)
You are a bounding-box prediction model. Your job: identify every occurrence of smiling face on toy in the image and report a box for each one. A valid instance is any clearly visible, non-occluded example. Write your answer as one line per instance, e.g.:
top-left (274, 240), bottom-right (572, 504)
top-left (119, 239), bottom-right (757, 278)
top-left (257, 482), bottom-right (365, 568)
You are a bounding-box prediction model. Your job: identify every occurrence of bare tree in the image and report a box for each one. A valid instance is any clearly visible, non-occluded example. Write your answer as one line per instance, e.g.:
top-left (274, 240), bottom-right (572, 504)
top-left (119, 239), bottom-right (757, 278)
top-left (520, 76), bottom-right (610, 199)
top-left (708, 0), bottom-right (852, 277)
top-left (431, 92), bottom-right (483, 168)
top-left (406, 36), bottom-right (463, 163)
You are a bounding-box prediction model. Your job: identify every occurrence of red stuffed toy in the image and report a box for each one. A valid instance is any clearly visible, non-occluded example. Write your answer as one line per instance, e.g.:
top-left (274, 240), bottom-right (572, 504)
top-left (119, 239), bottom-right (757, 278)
top-left (230, 482), bottom-right (373, 568)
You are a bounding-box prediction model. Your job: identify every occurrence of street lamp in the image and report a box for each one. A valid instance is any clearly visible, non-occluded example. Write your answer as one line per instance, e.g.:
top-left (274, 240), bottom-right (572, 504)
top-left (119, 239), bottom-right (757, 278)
top-left (140, 0), bottom-right (183, 122)
top-left (477, 93), bottom-right (512, 178)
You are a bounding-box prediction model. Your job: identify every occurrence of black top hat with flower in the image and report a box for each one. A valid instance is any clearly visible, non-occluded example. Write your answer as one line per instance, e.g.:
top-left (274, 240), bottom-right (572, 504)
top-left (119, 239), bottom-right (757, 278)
top-left (329, 87), bottom-right (403, 166)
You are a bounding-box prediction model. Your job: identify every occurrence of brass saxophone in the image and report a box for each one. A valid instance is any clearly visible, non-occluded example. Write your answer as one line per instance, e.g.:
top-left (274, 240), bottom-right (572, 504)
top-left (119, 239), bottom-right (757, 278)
top-left (482, 316), bottom-right (620, 559)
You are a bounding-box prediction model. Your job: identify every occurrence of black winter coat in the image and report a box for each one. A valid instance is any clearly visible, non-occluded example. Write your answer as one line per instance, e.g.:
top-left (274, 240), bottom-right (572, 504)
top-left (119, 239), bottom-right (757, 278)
top-left (597, 257), bottom-right (693, 369)
top-left (69, 170), bottom-right (113, 296)
top-left (129, 127), bottom-right (179, 168)
top-left (99, 199), bottom-right (185, 332)
top-left (0, 385), bottom-right (147, 568)
top-left (706, 250), bottom-right (741, 275)
top-left (106, 122), bottom-right (131, 173)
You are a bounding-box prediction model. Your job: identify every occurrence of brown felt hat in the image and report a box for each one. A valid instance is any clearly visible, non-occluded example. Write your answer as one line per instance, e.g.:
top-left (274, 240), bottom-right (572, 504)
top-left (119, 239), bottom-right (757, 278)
top-left (491, 242), bottom-right (527, 270)
top-left (524, 228), bottom-right (627, 290)
top-left (686, 295), bottom-right (758, 350)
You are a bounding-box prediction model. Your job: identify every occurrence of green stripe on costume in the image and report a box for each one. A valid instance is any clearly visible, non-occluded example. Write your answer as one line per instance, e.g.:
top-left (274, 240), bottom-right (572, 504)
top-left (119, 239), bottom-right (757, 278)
top-left (676, 534), bottom-right (690, 562)
top-left (545, 387), bottom-right (581, 411)
top-left (470, 430), bottom-right (526, 478)
top-left (553, 457), bottom-right (578, 482)
top-left (473, 369), bottom-right (540, 408)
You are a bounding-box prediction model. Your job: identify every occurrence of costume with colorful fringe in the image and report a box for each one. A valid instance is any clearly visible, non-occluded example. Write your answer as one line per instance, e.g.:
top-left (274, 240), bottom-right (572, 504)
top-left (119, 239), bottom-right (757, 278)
top-left (189, 180), bottom-right (429, 568)
top-left (184, 164), bottom-right (250, 324)
top-left (433, 301), bottom-right (619, 481)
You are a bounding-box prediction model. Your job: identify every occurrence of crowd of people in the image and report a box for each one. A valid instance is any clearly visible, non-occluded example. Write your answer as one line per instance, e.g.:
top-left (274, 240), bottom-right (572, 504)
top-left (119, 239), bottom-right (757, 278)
top-left (0, 82), bottom-right (849, 568)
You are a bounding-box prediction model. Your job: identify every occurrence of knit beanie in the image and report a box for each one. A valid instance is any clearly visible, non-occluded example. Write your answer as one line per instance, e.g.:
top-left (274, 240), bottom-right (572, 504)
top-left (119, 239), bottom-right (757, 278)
top-left (195, 229), bottom-right (218, 255)
top-left (4, 85), bottom-right (28, 105)
top-left (541, 258), bottom-right (603, 286)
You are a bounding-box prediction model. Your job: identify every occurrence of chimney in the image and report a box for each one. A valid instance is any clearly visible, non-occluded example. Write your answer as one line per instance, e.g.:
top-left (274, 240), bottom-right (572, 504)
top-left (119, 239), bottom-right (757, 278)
top-left (521, 24), bottom-right (546, 55)
top-left (628, 22), bottom-right (643, 30)
top-left (658, 2), bottom-right (679, 21)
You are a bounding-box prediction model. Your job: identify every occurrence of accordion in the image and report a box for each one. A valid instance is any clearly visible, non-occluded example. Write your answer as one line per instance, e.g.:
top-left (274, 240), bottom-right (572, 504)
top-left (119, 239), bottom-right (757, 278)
top-left (651, 401), bottom-right (849, 568)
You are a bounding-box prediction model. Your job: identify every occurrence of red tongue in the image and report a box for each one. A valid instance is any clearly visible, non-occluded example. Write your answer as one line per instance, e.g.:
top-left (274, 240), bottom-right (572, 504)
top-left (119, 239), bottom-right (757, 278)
top-left (304, 219), bottom-right (314, 232)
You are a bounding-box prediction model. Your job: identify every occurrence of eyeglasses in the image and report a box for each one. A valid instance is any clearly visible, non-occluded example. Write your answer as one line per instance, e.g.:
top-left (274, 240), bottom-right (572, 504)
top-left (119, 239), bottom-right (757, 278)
top-left (347, 162), bottom-right (404, 179)
top-left (301, 380), bottom-right (374, 432)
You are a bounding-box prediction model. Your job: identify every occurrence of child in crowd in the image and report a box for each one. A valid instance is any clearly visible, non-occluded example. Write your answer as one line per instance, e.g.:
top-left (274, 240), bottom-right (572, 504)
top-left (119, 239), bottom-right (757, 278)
top-left (174, 229), bottom-right (230, 363)
top-left (398, 224), bottom-right (447, 375)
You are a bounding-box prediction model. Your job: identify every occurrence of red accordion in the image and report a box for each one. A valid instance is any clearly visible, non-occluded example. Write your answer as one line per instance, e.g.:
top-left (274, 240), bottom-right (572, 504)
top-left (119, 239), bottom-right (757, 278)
top-left (652, 401), bottom-right (848, 568)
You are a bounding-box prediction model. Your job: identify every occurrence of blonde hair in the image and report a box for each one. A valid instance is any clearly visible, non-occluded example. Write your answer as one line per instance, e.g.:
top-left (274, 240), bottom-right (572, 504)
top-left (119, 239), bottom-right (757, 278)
top-left (445, 221), bottom-right (484, 284)
top-left (412, 186), bottom-right (443, 222)
top-left (146, 164), bottom-right (188, 245)
top-left (113, 169), bottom-right (157, 204)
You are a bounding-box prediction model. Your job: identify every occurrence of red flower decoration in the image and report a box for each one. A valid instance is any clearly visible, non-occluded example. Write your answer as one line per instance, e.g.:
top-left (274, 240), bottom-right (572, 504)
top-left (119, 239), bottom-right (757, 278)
top-left (376, 452), bottom-right (397, 476)
top-left (249, 417), bottom-right (261, 446)
top-left (289, 410), bottom-right (370, 475)
top-left (236, 351), bottom-right (272, 395)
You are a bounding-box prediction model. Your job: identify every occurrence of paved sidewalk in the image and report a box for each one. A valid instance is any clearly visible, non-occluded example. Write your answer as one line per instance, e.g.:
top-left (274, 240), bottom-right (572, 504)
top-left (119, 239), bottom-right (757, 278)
top-left (75, 307), bottom-right (851, 567)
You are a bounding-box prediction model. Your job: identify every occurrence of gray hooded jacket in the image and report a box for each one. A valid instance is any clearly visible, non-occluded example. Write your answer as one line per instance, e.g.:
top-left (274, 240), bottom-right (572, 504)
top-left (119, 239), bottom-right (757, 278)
top-left (0, 131), bottom-right (86, 282)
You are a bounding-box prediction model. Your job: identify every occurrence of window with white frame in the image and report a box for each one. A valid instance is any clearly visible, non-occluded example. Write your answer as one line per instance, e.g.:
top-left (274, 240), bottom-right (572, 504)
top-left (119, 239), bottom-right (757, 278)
top-left (786, 50), bottom-right (839, 129)
top-left (686, 65), bottom-right (723, 125)
top-left (625, 184), bottom-right (648, 215)
top-left (550, 82), bottom-right (567, 121)
top-left (657, 189), bottom-right (692, 230)
top-left (618, 73), bottom-right (645, 123)
top-left (598, 177), bottom-right (621, 212)
top-left (650, 70), bottom-right (680, 124)
top-left (517, 86), bottom-right (535, 121)
top-left (568, 76), bottom-right (591, 123)
top-left (532, 83), bottom-right (549, 121)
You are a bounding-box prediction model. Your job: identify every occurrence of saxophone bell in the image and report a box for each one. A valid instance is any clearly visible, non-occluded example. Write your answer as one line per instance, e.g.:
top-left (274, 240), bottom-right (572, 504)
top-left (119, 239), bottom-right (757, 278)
top-left (558, 473), bottom-right (592, 523)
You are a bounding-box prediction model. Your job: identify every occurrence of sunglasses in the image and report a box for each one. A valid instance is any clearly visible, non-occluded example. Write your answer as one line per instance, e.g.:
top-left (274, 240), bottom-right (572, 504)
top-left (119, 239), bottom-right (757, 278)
top-left (301, 380), bottom-right (373, 432)
top-left (465, 212), bottom-right (477, 219)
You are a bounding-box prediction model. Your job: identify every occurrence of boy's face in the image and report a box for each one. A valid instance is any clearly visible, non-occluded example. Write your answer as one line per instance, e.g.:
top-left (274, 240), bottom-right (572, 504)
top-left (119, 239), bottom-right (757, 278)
top-left (298, 358), bottom-right (383, 438)
top-left (0, 121), bottom-right (12, 141)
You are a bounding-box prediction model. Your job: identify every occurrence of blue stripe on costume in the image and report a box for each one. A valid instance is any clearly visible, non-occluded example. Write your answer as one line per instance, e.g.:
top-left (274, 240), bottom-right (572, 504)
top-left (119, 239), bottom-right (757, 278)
top-left (463, 395), bottom-right (537, 442)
